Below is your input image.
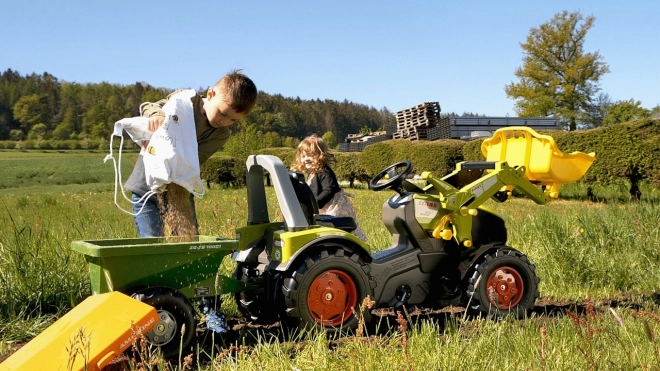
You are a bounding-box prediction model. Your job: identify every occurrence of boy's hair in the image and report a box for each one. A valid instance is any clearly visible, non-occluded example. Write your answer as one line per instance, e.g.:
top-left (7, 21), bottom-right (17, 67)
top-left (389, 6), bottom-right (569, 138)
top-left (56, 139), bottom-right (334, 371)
top-left (214, 69), bottom-right (257, 113)
top-left (292, 134), bottom-right (335, 173)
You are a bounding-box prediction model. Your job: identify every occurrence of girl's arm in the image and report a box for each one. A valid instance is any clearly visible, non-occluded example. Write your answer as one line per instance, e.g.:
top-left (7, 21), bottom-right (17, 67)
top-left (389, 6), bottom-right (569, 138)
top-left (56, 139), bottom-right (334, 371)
top-left (316, 171), bottom-right (338, 209)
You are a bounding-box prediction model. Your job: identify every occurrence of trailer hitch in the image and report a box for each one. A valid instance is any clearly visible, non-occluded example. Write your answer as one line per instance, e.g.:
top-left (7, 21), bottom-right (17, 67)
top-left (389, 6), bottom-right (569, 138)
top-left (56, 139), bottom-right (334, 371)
top-left (393, 285), bottom-right (412, 314)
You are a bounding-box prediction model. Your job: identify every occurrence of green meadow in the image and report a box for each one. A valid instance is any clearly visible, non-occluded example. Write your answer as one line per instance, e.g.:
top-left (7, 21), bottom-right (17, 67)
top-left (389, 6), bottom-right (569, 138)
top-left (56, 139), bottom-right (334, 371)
top-left (0, 150), bottom-right (139, 196)
top-left (1, 151), bottom-right (659, 370)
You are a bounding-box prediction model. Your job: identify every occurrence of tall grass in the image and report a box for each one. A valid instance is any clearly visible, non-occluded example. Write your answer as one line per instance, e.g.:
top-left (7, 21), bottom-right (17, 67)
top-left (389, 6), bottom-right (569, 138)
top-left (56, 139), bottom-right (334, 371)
top-left (1, 173), bottom-right (659, 369)
top-left (2, 188), bottom-right (657, 321)
top-left (202, 305), bottom-right (660, 370)
top-left (499, 199), bottom-right (660, 299)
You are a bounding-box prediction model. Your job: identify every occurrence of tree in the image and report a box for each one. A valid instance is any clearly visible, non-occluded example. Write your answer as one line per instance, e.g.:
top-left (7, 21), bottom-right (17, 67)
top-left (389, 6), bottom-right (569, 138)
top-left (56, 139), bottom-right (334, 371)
top-left (222, 122), bottom-right (264, 161)
top-left (263, 131), bottom-right (282, 148)
top-left (322, 131), bottom-right (337, 149)
top-left (648, 104), bottom-right (660, 118)
top-left (9, 129), bottom-right (24, 141)
top-left (52, 107), bottom-right (76, 139)
top-left (601, 99), bottom-right (650, 126)
top-left (27, 123), bottom-right (48, 140)
top-left (282, 136), bottom-right (299, 148)
top-left (12, 94), bottom-right (47, 132)
top-left (581, 92), bottom-right (611, 129)
top-left (505, 11), bottom-right (610, 130)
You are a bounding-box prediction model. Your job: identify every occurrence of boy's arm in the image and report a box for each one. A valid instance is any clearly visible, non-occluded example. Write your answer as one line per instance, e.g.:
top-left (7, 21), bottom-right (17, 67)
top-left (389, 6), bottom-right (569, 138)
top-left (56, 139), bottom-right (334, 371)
top-left (141, 100), bottom-right (167, 118)
top-left (140, 92), bottom-right (175, 131)
top-left (140, 90), bottom-right (187, 131)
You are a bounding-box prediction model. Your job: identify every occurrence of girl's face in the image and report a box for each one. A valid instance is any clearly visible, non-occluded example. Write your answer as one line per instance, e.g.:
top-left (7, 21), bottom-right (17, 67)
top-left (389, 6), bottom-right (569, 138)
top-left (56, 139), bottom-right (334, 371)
top-left (300, 152), bottom-right (315, 170)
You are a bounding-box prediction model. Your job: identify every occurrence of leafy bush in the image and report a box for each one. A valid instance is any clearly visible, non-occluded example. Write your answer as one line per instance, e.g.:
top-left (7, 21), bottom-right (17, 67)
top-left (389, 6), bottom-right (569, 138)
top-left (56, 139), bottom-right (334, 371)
top-left (406, 140), bottom-right (465, 176)
top-left (462, 138), bottom-right (485, 161)
top-left (258, 147), bottom-right (297, 167)
top-left (359, 139), bottom-right (464, 178)
top-left (358, 140), bottom-right (398, 177)
top-left (200, 155), bottom-right (243, 188)
top-left (552, 119), bottom-right (660, 198)
top-left (335, 152), bottom-right (369, 187)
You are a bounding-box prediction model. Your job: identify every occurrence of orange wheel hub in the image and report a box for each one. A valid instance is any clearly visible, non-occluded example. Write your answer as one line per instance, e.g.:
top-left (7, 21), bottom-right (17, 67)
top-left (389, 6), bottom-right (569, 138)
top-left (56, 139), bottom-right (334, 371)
top-left (307, 269), bottom-right (358, 327)
top-left (486, 266), bottom-right (524, 309)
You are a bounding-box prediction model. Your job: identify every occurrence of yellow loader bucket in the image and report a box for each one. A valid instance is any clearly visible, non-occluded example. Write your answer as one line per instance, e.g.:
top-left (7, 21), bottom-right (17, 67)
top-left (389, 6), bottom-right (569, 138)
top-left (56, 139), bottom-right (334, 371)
top-left (0, 292), bottom-right (158, 371)
top-left (481, 126), bottom-right (596, 197)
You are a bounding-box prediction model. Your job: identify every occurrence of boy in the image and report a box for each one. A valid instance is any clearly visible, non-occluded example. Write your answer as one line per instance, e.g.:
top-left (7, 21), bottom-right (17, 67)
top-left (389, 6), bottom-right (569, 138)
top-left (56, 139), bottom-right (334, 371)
top-left (125, 70), bottom-right (257, 237)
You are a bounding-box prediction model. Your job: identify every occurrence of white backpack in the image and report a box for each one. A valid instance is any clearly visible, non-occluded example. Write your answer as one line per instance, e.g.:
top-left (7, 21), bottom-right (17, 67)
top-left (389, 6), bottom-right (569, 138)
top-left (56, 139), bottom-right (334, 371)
top-left (105, 89), bottom-right (205, 215)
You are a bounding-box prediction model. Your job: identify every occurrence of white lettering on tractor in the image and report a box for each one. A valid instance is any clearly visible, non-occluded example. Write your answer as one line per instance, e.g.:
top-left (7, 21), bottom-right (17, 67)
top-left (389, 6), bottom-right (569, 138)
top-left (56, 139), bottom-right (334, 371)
top-left (471, 183), bottom-right (484, 197)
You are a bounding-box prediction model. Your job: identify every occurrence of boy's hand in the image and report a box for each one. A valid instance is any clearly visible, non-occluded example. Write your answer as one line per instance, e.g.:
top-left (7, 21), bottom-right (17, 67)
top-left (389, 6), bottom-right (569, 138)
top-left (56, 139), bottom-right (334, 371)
top-left (141, 116), bottom-right (165, 150)
top-left (148, 116), bottom-right (165, 132)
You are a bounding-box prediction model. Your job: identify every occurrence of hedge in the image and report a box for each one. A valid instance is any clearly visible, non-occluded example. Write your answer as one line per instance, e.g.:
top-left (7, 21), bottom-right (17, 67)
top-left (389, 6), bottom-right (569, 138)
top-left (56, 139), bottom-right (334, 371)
top-left (552, 119), bottom-right (660, 199)
top-left (335, 152), bottom-right (369, 187)
top-left (359, 139), bottom-right (465, 178)
top-left (200, 155), bottom-right (244, 188)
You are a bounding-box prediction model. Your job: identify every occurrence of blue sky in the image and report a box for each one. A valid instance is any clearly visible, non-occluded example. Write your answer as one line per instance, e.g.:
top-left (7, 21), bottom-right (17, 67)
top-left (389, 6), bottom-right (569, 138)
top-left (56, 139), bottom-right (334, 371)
top-left (1, 1), bottom-right (658, 117)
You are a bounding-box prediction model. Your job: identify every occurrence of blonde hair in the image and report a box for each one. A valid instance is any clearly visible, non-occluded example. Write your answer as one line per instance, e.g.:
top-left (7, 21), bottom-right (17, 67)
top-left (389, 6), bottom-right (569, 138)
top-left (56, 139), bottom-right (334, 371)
top-left (292, 134), bottom-right (335, 173)
top-left (214, 69), bottom-right (257, 113)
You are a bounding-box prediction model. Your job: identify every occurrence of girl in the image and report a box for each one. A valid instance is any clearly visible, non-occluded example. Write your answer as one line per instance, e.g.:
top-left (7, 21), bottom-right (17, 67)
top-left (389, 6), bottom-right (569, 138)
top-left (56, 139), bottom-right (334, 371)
top-left (291, 135), bottom-right (368, 242)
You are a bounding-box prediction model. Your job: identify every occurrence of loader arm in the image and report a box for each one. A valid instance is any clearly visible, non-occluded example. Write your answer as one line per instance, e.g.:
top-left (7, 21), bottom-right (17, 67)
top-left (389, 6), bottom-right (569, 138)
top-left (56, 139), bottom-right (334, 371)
top-left (418, 126), bottom-right (596, 247)
top-left (422, 160), bottom-right (554, 246)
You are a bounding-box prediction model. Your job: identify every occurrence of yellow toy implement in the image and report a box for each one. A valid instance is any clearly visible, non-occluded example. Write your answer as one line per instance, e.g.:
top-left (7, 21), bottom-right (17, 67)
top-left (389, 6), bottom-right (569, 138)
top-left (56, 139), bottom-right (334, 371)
top-left (0, 292), bottom-right (158, 371)
top-left (481, 126), bottom-right (596, 198)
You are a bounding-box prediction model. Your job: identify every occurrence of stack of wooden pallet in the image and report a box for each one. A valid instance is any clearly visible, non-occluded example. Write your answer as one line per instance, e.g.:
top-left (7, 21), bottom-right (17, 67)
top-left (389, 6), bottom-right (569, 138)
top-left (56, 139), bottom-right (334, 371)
top-left (427, 117), bottom-right (452, 140)
top-left (393, 102), bottom-right (440, 141)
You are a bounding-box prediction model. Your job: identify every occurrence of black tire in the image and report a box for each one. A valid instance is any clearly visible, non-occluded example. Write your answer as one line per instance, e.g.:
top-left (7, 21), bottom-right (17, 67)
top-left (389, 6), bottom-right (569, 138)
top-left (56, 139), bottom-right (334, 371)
top-left (234, 262), bottom-right (279, 325)
top-left (282, 247), bottom-right (372, 334)
top-left (132, 288), bottom-right (196, 359)
top-left (465, 247), bottom-right (540, 318)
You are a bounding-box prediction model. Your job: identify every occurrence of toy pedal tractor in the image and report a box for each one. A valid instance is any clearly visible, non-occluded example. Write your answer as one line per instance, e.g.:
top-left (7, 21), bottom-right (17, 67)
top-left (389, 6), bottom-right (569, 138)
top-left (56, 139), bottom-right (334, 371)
top-left (233, 127), bottom-right (595, 330)
top-left (73, 126), bottom-right (595, 356)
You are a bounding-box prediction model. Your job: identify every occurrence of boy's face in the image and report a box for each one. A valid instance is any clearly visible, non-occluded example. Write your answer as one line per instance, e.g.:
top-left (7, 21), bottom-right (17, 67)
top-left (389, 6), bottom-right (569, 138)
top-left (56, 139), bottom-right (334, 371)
top-left (204, 87), bottom-right (245, 128)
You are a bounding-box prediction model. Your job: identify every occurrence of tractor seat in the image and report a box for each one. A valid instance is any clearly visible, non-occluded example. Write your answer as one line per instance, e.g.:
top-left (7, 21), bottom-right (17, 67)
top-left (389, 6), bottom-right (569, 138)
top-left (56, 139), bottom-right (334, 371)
top-left (288, 171), bottom-right (357, 233)
top-left (289, 172), bottom-right (319, 225)
top-left (315, 214), bottom-right (357, 233)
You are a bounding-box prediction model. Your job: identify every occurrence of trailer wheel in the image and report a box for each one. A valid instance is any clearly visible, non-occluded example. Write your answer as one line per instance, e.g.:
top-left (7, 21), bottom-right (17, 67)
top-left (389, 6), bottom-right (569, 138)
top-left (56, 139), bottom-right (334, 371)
top-left (234, 262), bottom-right (279, 325)
top-left (282, 247), bottom-right (372, 334)
top-left (466, 247), bottom-right (540, 318)
top-left (132, 288), bottom-right (196, 359)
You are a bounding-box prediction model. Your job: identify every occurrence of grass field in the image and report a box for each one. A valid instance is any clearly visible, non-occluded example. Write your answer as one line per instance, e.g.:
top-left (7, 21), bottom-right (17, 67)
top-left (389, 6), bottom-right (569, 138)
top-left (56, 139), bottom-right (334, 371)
top-left (0, 150), bottom-right (139, 196)
top-left (1, 151), bottom-right (659, 370)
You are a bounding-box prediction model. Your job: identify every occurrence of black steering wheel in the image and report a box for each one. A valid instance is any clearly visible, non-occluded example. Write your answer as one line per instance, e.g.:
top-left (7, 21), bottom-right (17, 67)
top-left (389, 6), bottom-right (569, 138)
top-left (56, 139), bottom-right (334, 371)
top-left (369, 161), bottom-right (413, 193)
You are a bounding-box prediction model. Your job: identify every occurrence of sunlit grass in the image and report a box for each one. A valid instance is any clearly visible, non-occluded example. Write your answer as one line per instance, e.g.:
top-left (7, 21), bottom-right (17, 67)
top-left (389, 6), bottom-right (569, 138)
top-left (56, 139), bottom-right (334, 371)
top-left (1, 170), bottom-right (660, 369)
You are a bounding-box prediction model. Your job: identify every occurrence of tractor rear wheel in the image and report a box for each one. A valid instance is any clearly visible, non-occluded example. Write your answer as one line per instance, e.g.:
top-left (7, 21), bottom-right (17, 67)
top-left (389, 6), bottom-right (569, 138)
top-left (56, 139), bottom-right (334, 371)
top-left (282, 247), bottom-right (372, 334)
top-left (465, 247), bottom-right (540, 318)
top-left (132, 288), bottom-right (196, 359)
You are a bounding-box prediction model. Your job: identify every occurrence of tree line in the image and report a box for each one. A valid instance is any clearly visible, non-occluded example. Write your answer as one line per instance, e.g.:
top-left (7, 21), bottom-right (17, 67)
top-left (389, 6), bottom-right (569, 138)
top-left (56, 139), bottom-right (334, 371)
top-left (0, 69), bottom-right (396, 144)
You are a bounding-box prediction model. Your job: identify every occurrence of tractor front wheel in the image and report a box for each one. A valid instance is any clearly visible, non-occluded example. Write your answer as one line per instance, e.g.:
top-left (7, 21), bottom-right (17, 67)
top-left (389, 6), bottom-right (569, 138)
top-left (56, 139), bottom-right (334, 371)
top-left (282, 247), bottom-right (372, 334)
top-left (465, 247), bottom-right (540, 318)
top-left (132, 288), bottom-right (196, 359)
